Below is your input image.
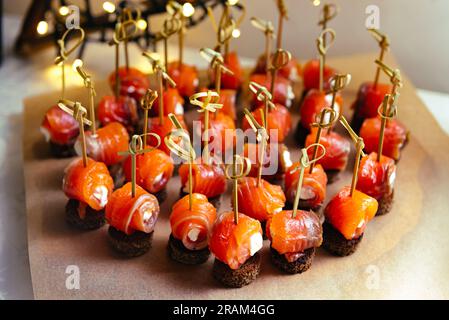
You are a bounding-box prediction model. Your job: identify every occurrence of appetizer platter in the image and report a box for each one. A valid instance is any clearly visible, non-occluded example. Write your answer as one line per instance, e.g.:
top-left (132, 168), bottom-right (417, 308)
top-left (23, 1), bottom-right (449, 299)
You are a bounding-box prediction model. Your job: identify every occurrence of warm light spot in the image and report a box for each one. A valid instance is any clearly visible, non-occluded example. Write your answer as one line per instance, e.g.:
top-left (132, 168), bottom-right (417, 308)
top-left (59, 6), bottom-right (70, 16)
top-left (182, 3), bottom-right (195, 17)
top-left (137, 19), bottom-right (147, 30)
top-left (37, 21), bottom-right (49, 35)
top-left (232, 28), bottom-right (241, 38)
top-left (72, 59), bottom-right (83, 71)
top-left (228, 0), bottom-right (239, 6)
top-left (312, 0), bottom-right (321, 6)
top-left (103, 1), bottom-right (116, 13)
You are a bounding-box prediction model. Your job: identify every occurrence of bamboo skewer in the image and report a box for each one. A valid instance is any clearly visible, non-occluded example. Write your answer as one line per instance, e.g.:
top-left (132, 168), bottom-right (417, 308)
top-left (291, 144), bottom-right (326, 218)
top-left (309, 108), bottom-right (337, 173)
top-left (55, 28), bottom-right (85, 100)
top-left (118, 133), bottom-right (161, 198)
top-left (165, 113), bottom-right (196, 210)
top-left (224, 155), bottom-right (251, 225)
top-left (376, 93), bottom-right (398, 162)
top-left (269, 49), bottom-right (291, 98)
top-left (140, 89), bottom-right (158, 146)
top-left (243, 108), bottom-right (269, 187)
top-left (316, 28), bottom-right (336, 92)
top-left (57, 100), bottom-right (92, 167)
top-left (143, 52), bottom-right (177, 125)
top-left (190, 90), bottom-right (223, 165)
top-left (76, 66), bottom-right (97, 136)
top-left (368, 29), bottom-right (390, 89)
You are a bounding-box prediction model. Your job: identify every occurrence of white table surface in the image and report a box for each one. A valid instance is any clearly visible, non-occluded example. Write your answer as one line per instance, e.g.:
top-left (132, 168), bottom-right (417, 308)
top-left (0, 15), bottom-right (448, 300)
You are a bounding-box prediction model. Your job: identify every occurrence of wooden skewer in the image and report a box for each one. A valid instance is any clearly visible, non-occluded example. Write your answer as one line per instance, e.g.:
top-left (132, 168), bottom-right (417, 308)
top-left (55, 27), bottom-right (85, 100)
top-left (118, 133), bottom-right (161, 198)
top-left (318, 4), bottom-right (338, 48)
top-left (250, 17), bottom-right (275, 76)
top-left (269, 49), bottom-right (291, 97)
top-left (243, 108), bottom-right (269, 187)
top-left (275, 0), bottom-right (288, 49)
top-left (292, 144), bottom-right (326, 218)
top-left (165, 113), bottom-right (196, 209)
top-left (57, 100), bottom-right (92, 168)
top-left (368, 29), bottom-right (390, 89)
top-left (309, 108), bottom-right (336, 173)
top-left (76, 66), bottom-right (97, 136)
top-left (140, 89), bottom-right (158, 146)
top-left (224, 155), bottom-right (251, 225)
top-left (316, 28), bottom-right (336, 92)
top-left (190, 90), bottom-right (223, 165)
top-left (376, 93), bottom-right (398, 162)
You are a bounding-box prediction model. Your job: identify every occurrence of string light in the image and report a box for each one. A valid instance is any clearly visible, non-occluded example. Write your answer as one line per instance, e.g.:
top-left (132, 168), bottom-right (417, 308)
top-left (137, 19), bottom-right (148, 30)
top-left (312, 0), bottom-right (321, 6)
top-left (103, 1), bottom-right (116, 14)
top-left (232, 28), bottom-right (241, 38)
top-left (37, 21), bottom-right (49, 35)
top-left (72, 59), bottom-right (84, 71)
top-left (59, 6), bottom-right (70, 16)
top-left (182, 3), bottom-right (195, 17)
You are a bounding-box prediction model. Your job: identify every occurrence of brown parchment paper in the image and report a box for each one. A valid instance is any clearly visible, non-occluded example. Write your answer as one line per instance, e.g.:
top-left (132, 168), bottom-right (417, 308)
top-left (23, 53), bottom-right (449, 300)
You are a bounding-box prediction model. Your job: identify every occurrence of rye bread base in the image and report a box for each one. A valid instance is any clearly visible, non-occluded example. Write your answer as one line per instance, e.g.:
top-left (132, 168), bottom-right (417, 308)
top-left (65, 199), bottom-right (105, 230)
top-left (109, 163), bottom-right (125, 190)
top-left (376, 190), bottom-right (394, 216)
top-left (294, 123), bottom-right (309, 147)
top-left (270, 247), bottom-right (316, 274)
top-left (212, 253), bottom-right (261, 288)
top-left (49, 141), bottom-right (76, 158)
top-left (179, 188), bottom-right (221, 209)
top-left (350, 112), bottom-right (365, 135)
top-left (325, 169), bottom-right (341, 184)
top-left (108, 226), bottom-right (153, 257)
top-left (167, 234), bottom-right (210, 265)
top-left (322, 222), bottom-right (363, 257)
top-left (284, 200), bottom-right (321, 213)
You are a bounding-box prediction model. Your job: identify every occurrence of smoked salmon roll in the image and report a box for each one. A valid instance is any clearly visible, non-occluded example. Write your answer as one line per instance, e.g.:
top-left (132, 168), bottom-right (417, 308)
top-left (242, 142), bottom-right (292, 183)
top-left (40, 105), bottom-right (79, 157)
top-left (305, 128), bottom-right (350, 183)
top-left (284, 163), bottom-right (327, 211)
top-left (63, 157), bottom-right (114, 230)
top-left (149, 87), bottom-right (184, 117)
top-left (241, 104), bottom-right (292, 143)
top-left (302, 59), bottom-right (337, 93)
top-left (178, 162), bottom-right (227, 207)
top-left (249, 73), bottom-right (294, 107)
top-left (360, 117), bottom-right (408, 162)
top-left (351, 82), bottom-right (392, 133)
top-left (108, 67), bottom-right (150, 103)
top-left (357, 152), bottom-right (396, 216)
top-left (168, 193), bottom-right (217, 264)
top-left (76, 122), bottom-right (129, 167)
top-left (296, 89), bottom-right (343, 145)
top-left (106, 182), bottom-right (160, 257)
top-left (147, 115), bottom-right (188, 155)
top-left (266, 210), bottom-right (322, 274)
top-left (209, 211), bottom-right (263, 288)
top-left (123, 148), bottom-right (174, 202)
top-left (167, 62), bottom-right (199, 98)
top-left (323, 186), bottom-right (378, 256)
top-left (237, 177), bottom-right (286, 225)
top-left (98, 95), bottom-right (139, 134)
